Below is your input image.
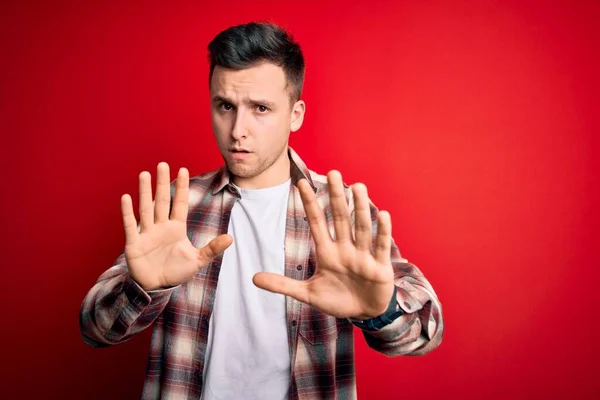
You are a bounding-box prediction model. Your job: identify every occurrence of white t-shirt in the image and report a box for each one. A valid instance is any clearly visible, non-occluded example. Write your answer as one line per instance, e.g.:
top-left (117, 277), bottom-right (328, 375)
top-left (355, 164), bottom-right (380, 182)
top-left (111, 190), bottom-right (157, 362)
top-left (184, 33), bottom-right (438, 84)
top-left (201, 179), bottom-right (292, 400)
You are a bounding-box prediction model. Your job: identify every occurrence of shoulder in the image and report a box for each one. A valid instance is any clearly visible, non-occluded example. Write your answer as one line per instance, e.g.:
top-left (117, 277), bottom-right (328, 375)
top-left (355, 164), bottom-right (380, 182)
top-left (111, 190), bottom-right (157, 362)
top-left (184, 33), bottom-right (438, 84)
top-left (170, 165), bottom-right (225, 208)
top-left (308, 168), bottom-right (354, 202)
top-left (307, 168), bottom-right (380, 218)
top-left (308, 168), bottom-right (352, 191)
top-left (189, 166), bottom-right (223, 186)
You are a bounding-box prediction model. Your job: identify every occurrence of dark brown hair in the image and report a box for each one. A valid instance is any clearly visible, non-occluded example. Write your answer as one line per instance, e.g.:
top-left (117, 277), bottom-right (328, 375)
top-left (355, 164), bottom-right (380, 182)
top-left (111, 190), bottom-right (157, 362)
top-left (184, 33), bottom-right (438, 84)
top-left (208, 22), bottom-right (305, 102)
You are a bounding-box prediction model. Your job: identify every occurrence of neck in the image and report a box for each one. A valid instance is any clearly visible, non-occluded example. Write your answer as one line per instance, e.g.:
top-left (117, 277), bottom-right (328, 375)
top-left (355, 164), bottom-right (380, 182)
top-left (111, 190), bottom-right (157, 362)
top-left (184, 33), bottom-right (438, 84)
top-left (232, 147), bottom-right (291, 189)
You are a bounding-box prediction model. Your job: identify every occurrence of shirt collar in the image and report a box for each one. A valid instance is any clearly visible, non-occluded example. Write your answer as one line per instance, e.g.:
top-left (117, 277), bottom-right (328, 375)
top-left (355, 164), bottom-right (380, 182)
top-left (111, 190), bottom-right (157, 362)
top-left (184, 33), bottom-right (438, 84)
top-left (211, 146), bottom-right (317, 195)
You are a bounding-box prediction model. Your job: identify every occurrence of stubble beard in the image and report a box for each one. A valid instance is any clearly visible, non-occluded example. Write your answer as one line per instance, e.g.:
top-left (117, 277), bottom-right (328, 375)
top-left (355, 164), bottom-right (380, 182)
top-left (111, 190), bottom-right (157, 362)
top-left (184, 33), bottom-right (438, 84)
top-left (225, 141), bottom-right (288, 180)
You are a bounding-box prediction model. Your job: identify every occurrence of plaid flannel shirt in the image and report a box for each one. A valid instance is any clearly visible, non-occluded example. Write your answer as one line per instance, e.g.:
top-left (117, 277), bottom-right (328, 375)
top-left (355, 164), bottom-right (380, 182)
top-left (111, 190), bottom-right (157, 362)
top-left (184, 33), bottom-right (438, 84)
top-left (79, 147), bottom-right (444, 399)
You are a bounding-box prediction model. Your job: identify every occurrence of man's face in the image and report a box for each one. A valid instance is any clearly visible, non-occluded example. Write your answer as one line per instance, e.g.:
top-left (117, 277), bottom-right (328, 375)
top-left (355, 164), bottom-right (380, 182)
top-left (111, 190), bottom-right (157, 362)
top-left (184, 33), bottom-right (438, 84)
top-left (210, 62), bottom-right (304, 188)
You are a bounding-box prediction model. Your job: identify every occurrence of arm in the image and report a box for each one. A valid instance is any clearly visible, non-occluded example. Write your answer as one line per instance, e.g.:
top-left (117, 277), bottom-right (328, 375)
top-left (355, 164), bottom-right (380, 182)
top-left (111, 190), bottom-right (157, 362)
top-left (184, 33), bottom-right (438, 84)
top-left (79, 252), bottom-right (178, 348)
top-left (80, 164), bottom-right (231, 348)
top-left (254, 174), bottom-right (443, 356)
top-left (348, 198), bottom-right (444, 356)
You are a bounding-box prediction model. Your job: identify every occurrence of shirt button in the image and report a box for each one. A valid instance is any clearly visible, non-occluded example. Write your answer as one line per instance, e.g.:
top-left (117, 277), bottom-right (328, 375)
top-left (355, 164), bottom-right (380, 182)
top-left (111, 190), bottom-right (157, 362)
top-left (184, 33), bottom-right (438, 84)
top-left (403, 301), bottom-right (412, 310)
top-left (296, 265), bottom-right (303, 271)
top-left (292, 320), bottom-right (297, 326)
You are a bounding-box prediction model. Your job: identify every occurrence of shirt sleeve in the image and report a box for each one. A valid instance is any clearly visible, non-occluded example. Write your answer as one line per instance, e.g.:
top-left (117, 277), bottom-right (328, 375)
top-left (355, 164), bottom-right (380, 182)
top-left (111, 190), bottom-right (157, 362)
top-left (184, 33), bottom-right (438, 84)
top-left (346, 189), bottom-right (445, 356)
top-left (79, 251), bottom-right (178, 347)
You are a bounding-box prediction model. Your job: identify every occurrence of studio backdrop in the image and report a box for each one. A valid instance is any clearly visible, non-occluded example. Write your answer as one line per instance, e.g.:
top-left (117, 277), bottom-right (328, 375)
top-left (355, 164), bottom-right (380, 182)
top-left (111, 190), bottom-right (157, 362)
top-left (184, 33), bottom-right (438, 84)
top-left (1, 1), bottom-right (598, 398)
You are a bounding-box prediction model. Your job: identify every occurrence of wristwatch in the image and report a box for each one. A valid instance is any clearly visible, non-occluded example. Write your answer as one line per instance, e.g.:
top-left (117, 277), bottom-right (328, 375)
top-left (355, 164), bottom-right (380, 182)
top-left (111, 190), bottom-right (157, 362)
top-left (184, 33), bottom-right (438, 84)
top-left (349, 286), bottom-right (404, 331)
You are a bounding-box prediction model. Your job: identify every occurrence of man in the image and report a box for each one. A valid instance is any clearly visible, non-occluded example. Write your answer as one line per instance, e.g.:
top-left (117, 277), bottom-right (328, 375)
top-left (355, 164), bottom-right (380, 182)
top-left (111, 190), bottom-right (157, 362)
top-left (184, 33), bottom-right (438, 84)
top-left (79, 21), bottom-right (444, 400)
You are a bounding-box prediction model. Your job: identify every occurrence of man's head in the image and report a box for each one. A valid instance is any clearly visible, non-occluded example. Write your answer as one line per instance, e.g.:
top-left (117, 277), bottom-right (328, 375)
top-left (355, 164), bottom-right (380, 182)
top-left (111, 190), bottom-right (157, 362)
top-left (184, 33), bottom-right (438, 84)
top-left (208, 22), bottom-right (306, 189)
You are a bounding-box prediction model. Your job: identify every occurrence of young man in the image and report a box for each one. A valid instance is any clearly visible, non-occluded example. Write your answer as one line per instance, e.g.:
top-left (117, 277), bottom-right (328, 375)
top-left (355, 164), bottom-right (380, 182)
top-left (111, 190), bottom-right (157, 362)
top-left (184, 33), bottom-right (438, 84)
top-left (79, 22), bottom-right (444, 400)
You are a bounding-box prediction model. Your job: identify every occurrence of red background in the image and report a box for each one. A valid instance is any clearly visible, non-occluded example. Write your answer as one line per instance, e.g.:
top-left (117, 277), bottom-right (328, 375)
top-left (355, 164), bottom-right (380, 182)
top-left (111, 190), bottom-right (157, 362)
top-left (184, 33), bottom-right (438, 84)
top-left (1, 1), bottom-right (598, 398)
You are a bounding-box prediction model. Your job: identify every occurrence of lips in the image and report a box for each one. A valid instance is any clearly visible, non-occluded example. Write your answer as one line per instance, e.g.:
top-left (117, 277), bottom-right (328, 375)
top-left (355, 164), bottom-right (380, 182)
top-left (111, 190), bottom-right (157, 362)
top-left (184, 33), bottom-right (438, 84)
top-left (229, 148), bottom-right (252, 160)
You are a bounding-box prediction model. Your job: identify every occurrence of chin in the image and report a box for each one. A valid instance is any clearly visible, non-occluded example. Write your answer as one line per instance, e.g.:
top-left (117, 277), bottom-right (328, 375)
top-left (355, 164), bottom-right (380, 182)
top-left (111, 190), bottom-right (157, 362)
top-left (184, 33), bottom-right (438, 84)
top-left (226, 161), bottom-right (260, 178)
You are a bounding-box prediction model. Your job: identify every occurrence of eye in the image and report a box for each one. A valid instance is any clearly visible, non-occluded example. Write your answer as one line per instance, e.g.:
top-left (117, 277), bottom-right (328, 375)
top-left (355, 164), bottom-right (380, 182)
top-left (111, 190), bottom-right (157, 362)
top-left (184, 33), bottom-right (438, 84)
top-left (256, 105), bottom-right (269, 113)
top-left (219, 102), bottom-right (234, 111)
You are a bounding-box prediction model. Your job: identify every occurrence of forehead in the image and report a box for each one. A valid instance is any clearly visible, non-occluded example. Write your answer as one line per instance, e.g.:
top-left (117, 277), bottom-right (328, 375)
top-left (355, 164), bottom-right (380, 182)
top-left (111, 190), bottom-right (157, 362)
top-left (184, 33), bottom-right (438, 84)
top-left (210, 62), bottom-right (288, 99)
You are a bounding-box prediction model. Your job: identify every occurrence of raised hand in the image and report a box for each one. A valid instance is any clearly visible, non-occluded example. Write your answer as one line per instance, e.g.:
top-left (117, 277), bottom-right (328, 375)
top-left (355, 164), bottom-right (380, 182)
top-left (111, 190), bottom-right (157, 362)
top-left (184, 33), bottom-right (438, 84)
top-left (253, 171), bottom-right (396, 320)
top-left (120, 162), bottom-right (233, 291)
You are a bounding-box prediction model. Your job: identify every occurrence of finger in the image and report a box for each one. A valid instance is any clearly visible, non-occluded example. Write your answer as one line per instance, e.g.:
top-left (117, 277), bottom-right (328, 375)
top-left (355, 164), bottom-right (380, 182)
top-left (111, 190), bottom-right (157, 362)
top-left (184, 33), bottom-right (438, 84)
top-left (154, 162), bottom-right (171, 223)
top-left (198, 234), bottom-right (234, 267)
top-left (374, 210), bottom-right (392, 265)
top-left (121, 194), bottom-right (139, 245)
top-left (138, 171), bottom-right (153, 231)
top-left (253, 272), bottom-right (309, 303)
top-left (352, 183), bottom-right (372, 251)
top-left (170, 167), bottom-right (189, 222)
top-left (328, 170), bottom-right (353, 242)
top-left (298, 179), bottom-right (331, 245)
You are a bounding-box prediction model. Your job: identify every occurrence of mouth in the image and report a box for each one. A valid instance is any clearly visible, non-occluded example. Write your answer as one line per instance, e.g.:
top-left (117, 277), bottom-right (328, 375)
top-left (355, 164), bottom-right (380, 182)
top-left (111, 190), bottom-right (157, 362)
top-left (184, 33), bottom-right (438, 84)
top-left (229, 148), bottom-right (252, 160)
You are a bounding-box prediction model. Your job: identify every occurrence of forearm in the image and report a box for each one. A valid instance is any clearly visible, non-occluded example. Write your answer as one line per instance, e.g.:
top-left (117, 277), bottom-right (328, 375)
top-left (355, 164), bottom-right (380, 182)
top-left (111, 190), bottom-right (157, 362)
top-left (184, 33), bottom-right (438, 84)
top-left (79, 253), bottom-right (176, 347)
top-left (359, 263), bottom-right (444, 356)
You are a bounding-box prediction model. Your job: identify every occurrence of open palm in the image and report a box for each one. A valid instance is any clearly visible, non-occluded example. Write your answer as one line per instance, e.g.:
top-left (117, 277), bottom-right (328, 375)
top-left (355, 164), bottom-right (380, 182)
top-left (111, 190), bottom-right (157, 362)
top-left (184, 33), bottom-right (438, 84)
top-left (121, 162), bottom-right (232, 291)
top-left (253, 171), bottom-right (395, 320)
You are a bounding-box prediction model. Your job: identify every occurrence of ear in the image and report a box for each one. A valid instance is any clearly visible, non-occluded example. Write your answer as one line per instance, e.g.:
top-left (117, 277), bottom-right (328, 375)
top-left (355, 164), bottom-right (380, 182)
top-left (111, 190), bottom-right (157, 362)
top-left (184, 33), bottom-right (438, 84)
top-left (290, 100), bottom-right (306, 132)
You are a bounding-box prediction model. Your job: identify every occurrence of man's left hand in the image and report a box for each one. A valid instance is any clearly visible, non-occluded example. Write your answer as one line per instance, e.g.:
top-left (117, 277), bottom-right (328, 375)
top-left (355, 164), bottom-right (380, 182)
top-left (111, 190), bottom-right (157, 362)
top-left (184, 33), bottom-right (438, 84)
top-left (253, 170), bottom-right (396, 320)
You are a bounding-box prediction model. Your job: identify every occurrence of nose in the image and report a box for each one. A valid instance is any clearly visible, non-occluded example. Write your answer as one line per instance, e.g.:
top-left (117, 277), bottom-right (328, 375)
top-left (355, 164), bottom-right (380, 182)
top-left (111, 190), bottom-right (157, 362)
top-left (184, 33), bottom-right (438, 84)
top-left (231, 108), bottom-right (248, 140)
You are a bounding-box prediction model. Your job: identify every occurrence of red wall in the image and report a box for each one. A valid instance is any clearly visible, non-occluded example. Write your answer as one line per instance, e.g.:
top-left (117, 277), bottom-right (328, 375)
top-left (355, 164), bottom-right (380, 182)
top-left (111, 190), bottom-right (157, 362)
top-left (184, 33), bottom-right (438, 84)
top-left (1, 1), bottom-right (598, 398)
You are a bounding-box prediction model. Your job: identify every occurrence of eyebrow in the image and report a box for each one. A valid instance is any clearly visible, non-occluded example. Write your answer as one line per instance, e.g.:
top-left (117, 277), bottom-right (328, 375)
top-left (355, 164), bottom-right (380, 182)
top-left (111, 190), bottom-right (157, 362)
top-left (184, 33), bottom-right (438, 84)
top-left (211, 95), bottom-right (276, 108)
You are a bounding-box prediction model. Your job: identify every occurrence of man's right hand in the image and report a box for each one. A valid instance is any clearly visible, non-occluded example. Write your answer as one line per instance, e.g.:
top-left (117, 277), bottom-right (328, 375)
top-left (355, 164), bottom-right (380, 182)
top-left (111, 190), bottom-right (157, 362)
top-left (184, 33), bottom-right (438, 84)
top-left (120, 162), bottom-right (233, 291)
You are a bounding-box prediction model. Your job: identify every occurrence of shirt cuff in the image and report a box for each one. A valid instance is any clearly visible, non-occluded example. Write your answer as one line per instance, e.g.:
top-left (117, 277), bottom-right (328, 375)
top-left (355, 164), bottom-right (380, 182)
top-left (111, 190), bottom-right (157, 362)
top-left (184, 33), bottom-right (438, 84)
top-left (124, 275), bottom-right (179, 312)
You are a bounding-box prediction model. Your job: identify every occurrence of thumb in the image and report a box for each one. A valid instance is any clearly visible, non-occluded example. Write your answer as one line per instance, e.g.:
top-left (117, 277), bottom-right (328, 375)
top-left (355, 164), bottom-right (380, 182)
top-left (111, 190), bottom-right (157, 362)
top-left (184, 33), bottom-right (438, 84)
top-left (253, 272), bottom-right (309, 304)
top-left (198, 234), bottom-right (233, 266)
